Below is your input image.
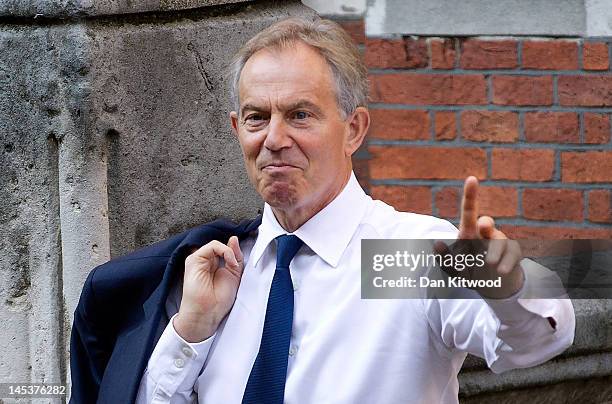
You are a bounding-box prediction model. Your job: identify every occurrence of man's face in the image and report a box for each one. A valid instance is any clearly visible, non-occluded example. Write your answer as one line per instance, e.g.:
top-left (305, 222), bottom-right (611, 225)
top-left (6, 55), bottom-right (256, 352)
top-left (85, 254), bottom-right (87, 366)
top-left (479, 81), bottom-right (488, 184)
top-left (230, 41), bottom-right (355, 213)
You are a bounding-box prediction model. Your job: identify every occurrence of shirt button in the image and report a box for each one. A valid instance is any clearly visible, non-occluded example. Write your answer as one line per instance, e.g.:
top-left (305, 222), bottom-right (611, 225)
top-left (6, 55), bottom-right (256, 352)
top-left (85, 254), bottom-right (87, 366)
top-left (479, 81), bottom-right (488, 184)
top-left (182, 347), bottom-right (193, 358)
top-left (289, 346), bottom-right (298, 356)
top-left (293, 280), bottom-right (300, 291)
top-left (174, 358), bottom-right (185, 368)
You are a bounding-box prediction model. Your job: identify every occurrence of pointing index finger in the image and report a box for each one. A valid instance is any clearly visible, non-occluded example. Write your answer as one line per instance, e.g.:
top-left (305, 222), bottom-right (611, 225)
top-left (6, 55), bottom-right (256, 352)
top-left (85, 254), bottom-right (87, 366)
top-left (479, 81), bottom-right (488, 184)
top-left (459, 176), bottom-right (480, 239)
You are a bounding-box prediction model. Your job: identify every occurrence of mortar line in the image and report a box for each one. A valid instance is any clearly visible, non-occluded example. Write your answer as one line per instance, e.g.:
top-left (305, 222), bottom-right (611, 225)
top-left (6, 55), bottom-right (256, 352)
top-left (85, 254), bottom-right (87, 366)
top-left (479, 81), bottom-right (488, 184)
top-left (369, 68), bottom-right (612, 76)
top-left (578, 39), bottom-right (584, 70)
top-left (608, 41), bottom-right (612, 73)
top-left (367, 103), bottom-right (612, 115)
top-left (429, 110), bottom-right (436, 141)
top-left (431, 185), bottom-right (440, 217)
top-left (553, 75), bottom-right (560, 106)
top-left (454, 37), bottom-right (461, 69)
top-left (368, 178), bottom-right (612, 191)
top-left (368, 138), bottom-right (612, 150)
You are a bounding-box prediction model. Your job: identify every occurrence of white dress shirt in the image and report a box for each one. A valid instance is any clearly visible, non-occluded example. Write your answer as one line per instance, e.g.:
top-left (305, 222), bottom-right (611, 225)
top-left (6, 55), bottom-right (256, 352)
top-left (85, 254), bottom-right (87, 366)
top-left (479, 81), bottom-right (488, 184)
top-left (136, 172), bottom-right (575, 404)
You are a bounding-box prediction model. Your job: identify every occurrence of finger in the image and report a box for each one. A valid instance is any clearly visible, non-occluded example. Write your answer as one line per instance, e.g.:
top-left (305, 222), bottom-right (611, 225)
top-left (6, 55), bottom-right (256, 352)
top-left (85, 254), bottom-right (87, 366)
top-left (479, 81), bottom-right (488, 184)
top-left (485, 238), bottom-right (506, 267)
top-left (477, 216), bottom-right (496, 239)
top-left (227, 236), bottom-right (244, 269)
top-left (483, 226), bottom-right (508, 246)
top-left (222, 246), bottom-right (239, 269)
top-left (496, 241), bottom-right (522, 275)
top-left (459, 176), bottom-right (480, 239)
top-left (192, 240), bottom-right (239, 268)
top-left (432, 241), bottom-right (460, 276)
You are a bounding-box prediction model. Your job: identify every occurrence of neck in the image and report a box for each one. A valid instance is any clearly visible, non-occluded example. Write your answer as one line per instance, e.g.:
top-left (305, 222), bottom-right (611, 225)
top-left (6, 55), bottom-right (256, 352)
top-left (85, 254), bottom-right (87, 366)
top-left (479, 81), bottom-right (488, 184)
top-left (271, 170), bottom-right (351, 232)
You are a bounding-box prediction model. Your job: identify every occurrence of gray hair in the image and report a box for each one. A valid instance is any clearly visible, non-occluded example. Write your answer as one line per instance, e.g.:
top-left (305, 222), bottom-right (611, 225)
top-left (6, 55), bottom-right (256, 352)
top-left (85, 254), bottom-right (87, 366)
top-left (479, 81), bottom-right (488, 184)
top-left (227, 17), bottom-right (368, 119)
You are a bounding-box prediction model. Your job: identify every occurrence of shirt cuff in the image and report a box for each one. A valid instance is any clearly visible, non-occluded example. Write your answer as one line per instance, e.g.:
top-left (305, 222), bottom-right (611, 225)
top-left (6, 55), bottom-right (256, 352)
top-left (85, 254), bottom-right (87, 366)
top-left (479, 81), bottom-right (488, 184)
top-left (485, 258), bottom-right (568, 328)
top-left (146, 313), bottom-right (216, 395)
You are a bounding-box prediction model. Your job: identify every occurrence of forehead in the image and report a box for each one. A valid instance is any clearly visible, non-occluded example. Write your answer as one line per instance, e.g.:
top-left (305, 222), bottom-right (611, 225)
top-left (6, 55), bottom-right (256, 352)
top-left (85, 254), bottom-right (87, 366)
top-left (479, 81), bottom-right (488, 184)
top-left (238, 41), bottom-right (337, 108)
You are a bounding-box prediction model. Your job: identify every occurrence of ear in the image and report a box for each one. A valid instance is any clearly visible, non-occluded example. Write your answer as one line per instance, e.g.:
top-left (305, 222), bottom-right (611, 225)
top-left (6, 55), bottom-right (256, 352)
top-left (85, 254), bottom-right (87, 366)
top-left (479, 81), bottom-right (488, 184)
top-left (230, 111), bottom-right (239, 137)
top-left (344, 106), bottom-right (370, 156)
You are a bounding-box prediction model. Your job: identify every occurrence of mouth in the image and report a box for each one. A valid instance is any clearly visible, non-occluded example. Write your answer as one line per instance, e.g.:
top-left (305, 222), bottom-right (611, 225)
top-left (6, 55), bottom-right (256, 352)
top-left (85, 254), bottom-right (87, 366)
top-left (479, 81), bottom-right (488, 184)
top-left (261, 163), bottom-right (299, 171)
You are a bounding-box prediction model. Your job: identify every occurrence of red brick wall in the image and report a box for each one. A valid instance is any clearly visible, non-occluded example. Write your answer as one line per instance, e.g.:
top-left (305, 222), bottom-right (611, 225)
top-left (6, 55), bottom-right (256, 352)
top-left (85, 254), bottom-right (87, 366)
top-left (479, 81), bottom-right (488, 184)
top-left (339, 19), bottom-right (612, 239)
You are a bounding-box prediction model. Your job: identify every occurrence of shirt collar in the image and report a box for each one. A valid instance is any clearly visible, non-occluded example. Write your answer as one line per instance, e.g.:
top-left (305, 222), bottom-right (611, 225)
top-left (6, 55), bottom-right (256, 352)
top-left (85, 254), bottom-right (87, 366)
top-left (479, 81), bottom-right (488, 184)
top-left (249, 171), bottom-right (369, 268)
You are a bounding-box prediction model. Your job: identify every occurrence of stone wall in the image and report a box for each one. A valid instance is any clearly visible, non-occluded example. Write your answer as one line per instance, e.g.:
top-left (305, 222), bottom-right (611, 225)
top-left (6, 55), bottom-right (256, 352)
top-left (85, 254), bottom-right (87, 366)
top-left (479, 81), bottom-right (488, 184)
top-left (0, 0), bottom-right (315, 398)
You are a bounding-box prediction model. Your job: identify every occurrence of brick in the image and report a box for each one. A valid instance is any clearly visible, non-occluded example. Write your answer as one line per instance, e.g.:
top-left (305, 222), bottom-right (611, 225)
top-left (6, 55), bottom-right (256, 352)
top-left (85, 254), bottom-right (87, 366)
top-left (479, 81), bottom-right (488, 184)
top-left (403, 38), bottom-right (429, 69)
top-left (435, 111), bottom-right (456, 140)
top-left (558, 76), bottom-right (612, 106)
top-left (499, 225), bottom-right (612, 240)
top-left (584, 113), bottom-right (611, 144)
top-left (523, 188), bottom-right (583, 222)
top-left (479, 186), bottom-right (518, 218)
top-left (368, 109), bottom-right (429, 140)
top-left (460, 39), bottom-right (518, 69)
top-left (365, 38), bottom-right (428, 69)
top-left (435, 185), bottom-right (517, 218)
top-left (522, 40), bottom-right (579, 70)
top-left (369, 74), bottom-right (487, 105)
top-left (562, 151), bottom-right (612, 183)
top-left (369, 146), bottom-right (487, 180)
top-left (492, 75), bottom-right (553, 106)
top-left (491, 149), bottom-right (555, 181)
top-left (365, 39), bottom-right (407, 69)
top-left (371, 185), bottom-right (432, 214)
top-left (524, 112), bottom-right (580, 143)
top-left (461, 111), bottom-right (519, 143)
top-left (588, 190), bottom-right (612, 223)
top-left (430, 38), bottom-right (456, 69)
top-left (435, 187), bottom-right (460, 218)
top-left (583, 42), bottom-right (609, 71)
top-left (337, 19), bottom-right (365, 45)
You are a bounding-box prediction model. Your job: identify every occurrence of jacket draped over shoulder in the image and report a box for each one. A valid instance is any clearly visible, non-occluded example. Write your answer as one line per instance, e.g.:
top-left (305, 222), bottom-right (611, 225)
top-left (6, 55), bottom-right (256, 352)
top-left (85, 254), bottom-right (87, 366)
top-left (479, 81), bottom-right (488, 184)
top-left (69, 217), bottom-right (262, 404)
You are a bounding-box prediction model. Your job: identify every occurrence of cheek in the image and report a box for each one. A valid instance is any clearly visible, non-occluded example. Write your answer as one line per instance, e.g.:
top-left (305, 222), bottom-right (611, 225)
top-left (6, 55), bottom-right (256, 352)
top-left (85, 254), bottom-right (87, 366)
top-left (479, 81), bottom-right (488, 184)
top-left (311, 130), bottom-right (347, 163)
top-left (239, 135), bottom-right (264, 161)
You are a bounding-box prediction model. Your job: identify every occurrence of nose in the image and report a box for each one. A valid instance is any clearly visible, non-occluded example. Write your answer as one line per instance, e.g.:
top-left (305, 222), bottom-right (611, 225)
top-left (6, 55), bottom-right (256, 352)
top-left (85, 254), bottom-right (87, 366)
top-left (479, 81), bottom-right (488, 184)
top-left (263, 114), bottom-right (293, 151)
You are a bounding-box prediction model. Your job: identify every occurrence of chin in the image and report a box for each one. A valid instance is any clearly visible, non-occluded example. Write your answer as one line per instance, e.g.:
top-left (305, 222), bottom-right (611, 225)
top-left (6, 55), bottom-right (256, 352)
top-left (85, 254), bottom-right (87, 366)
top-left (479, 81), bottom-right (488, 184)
top-left (261, 182), bottom-right (300, 208)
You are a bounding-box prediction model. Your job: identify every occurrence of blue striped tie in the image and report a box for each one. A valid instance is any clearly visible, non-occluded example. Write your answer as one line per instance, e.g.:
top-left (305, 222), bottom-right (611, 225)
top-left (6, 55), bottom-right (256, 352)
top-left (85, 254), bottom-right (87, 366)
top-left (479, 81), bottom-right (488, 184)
top-left (242, 234), bottom-right (303, 404)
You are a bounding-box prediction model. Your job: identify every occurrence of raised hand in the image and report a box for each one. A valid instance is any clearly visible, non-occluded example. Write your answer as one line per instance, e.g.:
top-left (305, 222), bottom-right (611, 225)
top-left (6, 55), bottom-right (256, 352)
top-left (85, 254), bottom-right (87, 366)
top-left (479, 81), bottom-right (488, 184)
top-left (442, 176), bottom-right (524, 299)
top-left (173, 236), bottom-right (244, 342)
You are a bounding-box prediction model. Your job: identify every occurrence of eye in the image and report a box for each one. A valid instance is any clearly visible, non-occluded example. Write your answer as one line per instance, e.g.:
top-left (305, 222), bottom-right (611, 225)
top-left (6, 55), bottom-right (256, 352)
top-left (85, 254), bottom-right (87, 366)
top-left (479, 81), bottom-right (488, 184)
top-left (245, 113), bottom-right (265, 122)
top-left (293, 111), bottom-right (310, 120)
top-left (243, 113), bottom-right (268, 127)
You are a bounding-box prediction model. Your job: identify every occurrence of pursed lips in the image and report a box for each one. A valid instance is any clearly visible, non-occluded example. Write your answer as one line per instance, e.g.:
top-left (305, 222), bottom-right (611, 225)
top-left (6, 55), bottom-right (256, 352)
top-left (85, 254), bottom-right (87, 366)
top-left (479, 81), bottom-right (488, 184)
top-left (261, 162), bottom-right (300, 170)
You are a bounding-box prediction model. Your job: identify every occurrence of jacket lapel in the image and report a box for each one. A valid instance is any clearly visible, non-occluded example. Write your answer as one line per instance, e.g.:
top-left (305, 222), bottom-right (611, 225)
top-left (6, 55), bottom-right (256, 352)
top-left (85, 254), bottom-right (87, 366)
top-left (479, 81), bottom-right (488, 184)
top-left (98, 216), bottom-right (262, 403)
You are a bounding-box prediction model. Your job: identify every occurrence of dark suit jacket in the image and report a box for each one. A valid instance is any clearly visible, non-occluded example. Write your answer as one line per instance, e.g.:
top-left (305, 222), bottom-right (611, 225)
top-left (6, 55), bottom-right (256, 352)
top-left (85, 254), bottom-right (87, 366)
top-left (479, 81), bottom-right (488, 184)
top-left (69, 216), bottom-right (262, 404)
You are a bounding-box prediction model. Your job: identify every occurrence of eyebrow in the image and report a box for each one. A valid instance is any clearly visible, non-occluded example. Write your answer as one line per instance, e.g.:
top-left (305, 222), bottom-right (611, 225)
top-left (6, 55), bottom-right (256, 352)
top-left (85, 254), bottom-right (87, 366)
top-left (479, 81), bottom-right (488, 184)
top-left (240, 100), bottom-right (325, 117)
top-left (240, 103), bottom-right (264, 116)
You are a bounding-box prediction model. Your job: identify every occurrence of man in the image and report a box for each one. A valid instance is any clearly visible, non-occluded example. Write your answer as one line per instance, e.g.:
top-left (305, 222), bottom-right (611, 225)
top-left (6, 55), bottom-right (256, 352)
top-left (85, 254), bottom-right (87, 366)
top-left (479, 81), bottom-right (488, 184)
top-left (71, 17), bottom-right (574, 404)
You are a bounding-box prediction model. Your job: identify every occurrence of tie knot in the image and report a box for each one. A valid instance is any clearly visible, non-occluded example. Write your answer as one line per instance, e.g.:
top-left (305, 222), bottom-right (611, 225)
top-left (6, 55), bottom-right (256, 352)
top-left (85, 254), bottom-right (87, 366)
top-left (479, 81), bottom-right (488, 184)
top-left (276, 234), bottom-right (303, 269)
